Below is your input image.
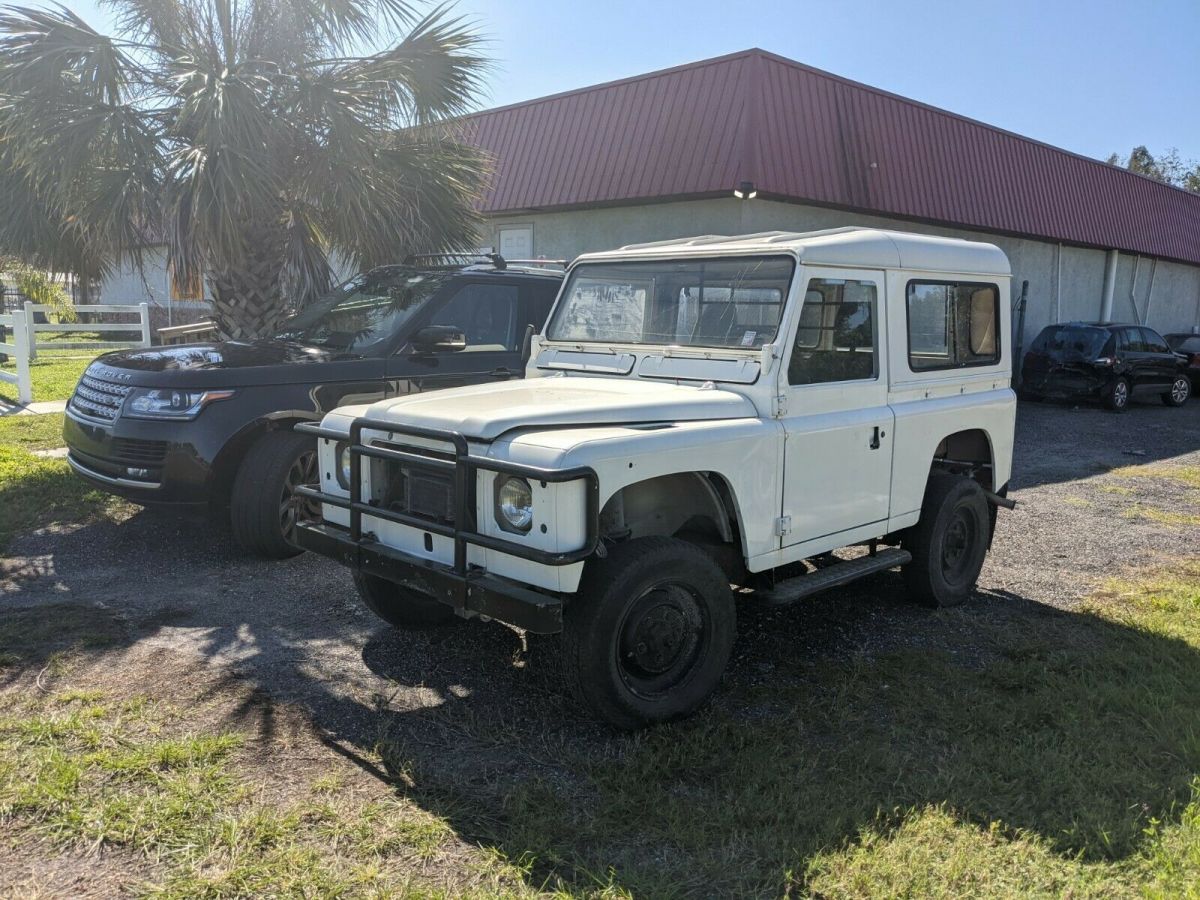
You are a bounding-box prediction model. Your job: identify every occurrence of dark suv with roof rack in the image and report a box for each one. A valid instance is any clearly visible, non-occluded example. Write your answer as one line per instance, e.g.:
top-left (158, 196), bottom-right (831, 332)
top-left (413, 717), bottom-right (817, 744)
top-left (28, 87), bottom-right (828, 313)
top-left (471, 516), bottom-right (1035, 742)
top-left (63, 256), bottom-right (564, 557)
top-left (1020, 322), bottom-right (1192, 411)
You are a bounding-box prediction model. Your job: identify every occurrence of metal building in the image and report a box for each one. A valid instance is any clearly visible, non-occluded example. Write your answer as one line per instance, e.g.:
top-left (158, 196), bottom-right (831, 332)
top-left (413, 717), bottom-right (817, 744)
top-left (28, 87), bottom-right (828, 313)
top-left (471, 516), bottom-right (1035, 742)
top-left (464, 48), bottom-right (1200, 343)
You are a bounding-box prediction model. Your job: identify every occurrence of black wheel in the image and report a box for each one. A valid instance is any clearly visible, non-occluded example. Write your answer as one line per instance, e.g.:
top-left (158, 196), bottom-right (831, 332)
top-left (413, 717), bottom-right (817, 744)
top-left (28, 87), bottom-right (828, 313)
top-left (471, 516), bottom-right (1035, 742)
top-left (230, 430), bottom-right (319, 559)
top-left (1163, 375), bottom-right (1191, 407)
top-left (562, 537), bottom-right (735, 730)
top-left (1103, 376), bottom-right (1130, 412)
top-left (353, 571), bottom-right (458, 629)
top-left (903, 474), bottom-right (990, 608)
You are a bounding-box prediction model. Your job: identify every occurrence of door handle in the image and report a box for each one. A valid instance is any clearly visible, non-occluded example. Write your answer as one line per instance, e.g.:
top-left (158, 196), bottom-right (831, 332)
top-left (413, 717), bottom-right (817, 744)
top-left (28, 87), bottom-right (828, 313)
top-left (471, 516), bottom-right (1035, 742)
top-left (869, 426), bottom-right (882, 450)
top-left (490, 367), bottom-right (516, 379)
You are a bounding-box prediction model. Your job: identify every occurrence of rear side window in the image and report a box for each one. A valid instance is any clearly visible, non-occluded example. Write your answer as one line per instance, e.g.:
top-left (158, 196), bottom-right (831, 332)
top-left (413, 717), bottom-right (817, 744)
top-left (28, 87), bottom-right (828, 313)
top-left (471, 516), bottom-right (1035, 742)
top-left (906, 281), bottom-right (1000, 371)
top-left (1140, 328), bottom-right (1171, 354)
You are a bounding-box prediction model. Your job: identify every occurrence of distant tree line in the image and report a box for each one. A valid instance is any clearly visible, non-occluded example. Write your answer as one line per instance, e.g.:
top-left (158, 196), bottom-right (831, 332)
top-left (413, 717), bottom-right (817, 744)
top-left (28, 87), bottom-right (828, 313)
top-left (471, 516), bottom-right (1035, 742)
top-left (1106, 146), bottom-right (1200, 194)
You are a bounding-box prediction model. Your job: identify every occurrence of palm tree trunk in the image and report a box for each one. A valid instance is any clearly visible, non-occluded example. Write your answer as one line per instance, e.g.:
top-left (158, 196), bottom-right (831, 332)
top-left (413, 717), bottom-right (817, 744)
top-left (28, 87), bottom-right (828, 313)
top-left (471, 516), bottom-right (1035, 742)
top-left (208, 233), bottom-right (289, 340)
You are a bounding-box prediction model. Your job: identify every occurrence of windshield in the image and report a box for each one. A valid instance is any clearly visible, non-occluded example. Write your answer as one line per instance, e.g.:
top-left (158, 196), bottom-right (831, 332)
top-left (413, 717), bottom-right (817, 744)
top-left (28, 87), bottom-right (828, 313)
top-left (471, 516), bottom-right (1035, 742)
top-left (274, 269), bottom-right (450, 351)
top-left (1031, 325), bottom-right (1110, 360)
top-left (547, 255), bottom-right (794, 349)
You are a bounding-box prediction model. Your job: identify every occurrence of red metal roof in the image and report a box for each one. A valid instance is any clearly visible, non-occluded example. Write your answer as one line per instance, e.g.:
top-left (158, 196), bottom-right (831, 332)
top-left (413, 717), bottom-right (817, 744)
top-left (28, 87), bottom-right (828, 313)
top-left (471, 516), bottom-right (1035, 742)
top-left (462, 49), bottom-right (1200, 266)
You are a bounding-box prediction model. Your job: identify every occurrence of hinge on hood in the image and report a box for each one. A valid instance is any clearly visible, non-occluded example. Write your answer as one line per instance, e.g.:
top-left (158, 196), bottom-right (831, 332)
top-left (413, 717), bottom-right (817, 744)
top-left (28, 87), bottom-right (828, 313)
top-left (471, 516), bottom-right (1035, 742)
top-left (772, 393), bottom-right (787, 417)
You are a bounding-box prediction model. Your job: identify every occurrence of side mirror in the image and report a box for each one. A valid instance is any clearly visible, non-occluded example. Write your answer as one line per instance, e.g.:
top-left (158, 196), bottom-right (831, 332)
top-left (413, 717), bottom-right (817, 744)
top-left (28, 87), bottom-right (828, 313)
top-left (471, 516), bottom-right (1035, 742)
top-left (412, 324), bottom-right (467, 353)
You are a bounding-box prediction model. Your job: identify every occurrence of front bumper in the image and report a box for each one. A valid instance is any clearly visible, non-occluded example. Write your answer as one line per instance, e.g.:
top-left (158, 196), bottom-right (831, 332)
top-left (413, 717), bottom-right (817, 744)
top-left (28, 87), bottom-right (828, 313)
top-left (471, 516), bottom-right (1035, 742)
top-left (297, 521), bottom-right (565, 633)
top-left (295, 416), bottom-right (600, 633)
top-left (63, 407), bottom-right (213, 506)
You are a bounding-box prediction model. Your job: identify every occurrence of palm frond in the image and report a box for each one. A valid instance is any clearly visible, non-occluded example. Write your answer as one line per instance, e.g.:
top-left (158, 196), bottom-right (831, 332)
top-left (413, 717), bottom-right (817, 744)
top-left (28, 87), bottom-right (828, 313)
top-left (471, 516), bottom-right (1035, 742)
top-left (0, 3), bottom-right (139, 103)
top-left (314, 3), bottom-right (489, 126)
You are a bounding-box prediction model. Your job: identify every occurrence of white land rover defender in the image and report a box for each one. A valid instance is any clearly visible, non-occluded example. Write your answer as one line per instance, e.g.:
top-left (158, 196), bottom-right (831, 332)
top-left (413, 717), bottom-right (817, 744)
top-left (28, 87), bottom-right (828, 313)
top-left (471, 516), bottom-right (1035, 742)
top-left (296, 227), bottom-right (1016, 729)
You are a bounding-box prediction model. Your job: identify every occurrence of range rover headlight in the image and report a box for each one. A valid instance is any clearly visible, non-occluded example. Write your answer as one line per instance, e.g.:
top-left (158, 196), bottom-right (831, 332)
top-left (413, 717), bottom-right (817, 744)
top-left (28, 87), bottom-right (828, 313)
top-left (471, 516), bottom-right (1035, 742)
top-left (124, 388), bottom-right (234, 420)
top-left (335, 442), bottom-right (353, 489)
top-left (495, 476), bottom-right (533, 534)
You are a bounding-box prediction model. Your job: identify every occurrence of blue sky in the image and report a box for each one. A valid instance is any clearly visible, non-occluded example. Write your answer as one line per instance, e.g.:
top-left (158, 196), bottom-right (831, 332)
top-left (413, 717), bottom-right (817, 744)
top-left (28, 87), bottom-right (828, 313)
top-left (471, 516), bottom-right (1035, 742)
top-left (67, 0), bottom-right (1199, 163)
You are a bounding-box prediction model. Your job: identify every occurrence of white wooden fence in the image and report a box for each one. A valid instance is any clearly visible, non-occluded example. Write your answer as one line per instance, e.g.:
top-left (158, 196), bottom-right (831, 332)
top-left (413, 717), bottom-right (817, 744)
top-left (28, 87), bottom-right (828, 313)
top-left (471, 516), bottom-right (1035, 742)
top-left (24, 301), bottom-right (151, 361)
top-left (0, 308), bottom-right (32, 404)
top-left (0, 302), bottom-right (149, 405)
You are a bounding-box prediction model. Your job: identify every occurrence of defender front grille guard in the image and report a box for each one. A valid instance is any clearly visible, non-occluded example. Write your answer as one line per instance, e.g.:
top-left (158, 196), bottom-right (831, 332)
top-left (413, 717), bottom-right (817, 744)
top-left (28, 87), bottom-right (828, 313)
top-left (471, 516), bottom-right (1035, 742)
top-left (294, 417), bottom-right (600, 573)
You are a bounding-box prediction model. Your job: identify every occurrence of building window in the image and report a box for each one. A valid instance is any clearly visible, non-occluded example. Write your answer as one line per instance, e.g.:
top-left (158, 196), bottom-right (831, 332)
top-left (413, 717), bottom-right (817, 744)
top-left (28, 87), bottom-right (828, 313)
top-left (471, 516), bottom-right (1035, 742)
top-left (788, 278), bottom-right (878, 385)
top-left (906, 280), bottom-right (999, 371)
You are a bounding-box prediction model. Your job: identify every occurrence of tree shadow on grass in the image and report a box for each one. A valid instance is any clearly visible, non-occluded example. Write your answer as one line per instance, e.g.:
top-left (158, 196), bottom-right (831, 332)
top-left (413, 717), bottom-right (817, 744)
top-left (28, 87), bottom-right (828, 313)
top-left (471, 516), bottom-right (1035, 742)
top-left (352, 578), bottom-right (1200, 897)
top-left (4, 504), bottom-right (1198, 897)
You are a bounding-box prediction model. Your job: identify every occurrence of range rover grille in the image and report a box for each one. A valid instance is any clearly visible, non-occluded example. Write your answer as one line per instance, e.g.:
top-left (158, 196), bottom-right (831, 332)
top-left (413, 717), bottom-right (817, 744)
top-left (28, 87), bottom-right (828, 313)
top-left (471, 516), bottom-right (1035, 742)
top-left (69, 372), bottom-right (133, 421)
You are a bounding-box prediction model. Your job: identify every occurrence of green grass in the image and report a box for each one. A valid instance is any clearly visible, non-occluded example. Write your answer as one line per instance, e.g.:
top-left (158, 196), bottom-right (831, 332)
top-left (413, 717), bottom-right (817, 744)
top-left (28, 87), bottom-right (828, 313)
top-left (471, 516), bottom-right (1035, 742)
top-left (1109, 463), bottom-right (1200, 491)
top-left (0, 411), bottom-right (66, 451)
top-left (0, 685), bottom-right (530, 898)
top-left (376, 563), bottom-right (1200, 898)
top-left (0, 432), bottom-right (125, 550)
top-left (0, 354), bottom-right (94, 403)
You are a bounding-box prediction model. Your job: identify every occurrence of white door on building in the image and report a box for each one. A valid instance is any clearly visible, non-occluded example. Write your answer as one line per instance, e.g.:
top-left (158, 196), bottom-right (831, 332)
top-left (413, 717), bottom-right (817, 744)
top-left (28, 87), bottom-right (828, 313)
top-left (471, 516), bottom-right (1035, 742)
top-left (780, 268), bottom-right (894, 546)
top-left (498, 225), bottom-right (533, 260)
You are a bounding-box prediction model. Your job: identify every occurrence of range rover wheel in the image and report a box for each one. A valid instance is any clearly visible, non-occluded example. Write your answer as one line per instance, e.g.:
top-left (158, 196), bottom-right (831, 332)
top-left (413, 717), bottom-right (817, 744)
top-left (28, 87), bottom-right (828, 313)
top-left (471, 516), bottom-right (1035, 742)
top-left (562, 537), bottom-right (735, 730)
top-left (353, 572), bottom-right (459, 629)
top-left (1163, 375), bottom-right (1191, 407)
top-left (230, 430), bottom-right (319, 559)
top-left (902, 474), bottom-right (989, 608)
top-left (1103, 376), bottom-right (1130, 412)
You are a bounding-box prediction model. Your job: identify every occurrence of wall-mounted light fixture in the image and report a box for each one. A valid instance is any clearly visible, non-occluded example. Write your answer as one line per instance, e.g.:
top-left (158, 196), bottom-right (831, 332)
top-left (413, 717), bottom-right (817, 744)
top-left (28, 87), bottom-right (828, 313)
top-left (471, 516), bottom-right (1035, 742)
top-left (733, 180), bottom-right (757, 200)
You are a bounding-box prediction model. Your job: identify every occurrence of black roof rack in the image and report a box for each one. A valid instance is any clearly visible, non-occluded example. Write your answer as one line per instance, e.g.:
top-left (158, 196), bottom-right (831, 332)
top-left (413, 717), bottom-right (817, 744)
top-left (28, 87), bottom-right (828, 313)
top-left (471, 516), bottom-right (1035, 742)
top-left (401, 252), bottom-right (567, 274)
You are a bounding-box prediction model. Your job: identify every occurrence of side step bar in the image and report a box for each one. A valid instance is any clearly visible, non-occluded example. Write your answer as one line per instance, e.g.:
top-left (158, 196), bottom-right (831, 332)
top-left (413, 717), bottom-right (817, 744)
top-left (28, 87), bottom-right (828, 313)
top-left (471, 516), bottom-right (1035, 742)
top-left (758, 548), bottom-right (912, 606)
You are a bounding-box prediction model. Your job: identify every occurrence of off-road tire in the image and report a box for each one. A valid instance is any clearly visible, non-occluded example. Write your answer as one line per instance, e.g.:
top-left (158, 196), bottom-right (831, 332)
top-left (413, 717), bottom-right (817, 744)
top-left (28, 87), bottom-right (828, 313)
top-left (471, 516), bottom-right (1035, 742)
top-left (903, 474), bottom-right (990, 608)
top-left (562, 537), bottom-right (736, 730)
top-left (353, 571), bottom-right (459, 629)
top-left (1163, 375), bottom-right (1191, 407)
top-left (231, 430), bottom-right (318, 559)
top-left (1103, 376), bottom-right (1130, 412)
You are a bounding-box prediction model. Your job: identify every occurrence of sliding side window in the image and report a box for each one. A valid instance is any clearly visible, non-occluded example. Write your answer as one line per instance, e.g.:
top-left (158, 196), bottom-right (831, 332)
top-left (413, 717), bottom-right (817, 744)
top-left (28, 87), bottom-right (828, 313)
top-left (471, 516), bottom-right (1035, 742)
top-left (906, 281), bottom-right (999, 371)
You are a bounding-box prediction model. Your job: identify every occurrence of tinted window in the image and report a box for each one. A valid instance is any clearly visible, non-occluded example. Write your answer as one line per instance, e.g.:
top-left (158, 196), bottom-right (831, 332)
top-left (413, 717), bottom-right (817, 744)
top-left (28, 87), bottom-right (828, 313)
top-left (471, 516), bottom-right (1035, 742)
top-left (789, 278), bottom-right (877, 385)
top-left (548, 256), bottom-right (793, 348)
top-left (907, 281), bottom-right (1000, 370)
top-left (1122, 327), bottom-right (1146, 353)
top-left (1031, 325), bottom-right (1109, 359)
top-left (1140, 328), bottom-right (1171, 354)
top-left (276, 270), bottom-right (450, 351)
top-left (1167, 334), bottom-right (1200, 353)
top-left (429, 283), bottom-right (520, 352)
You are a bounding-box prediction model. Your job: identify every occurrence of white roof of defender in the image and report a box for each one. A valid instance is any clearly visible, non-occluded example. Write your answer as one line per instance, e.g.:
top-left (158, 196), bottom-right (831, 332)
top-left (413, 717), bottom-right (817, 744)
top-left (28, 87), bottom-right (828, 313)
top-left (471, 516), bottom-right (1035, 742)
top-left (579, 226), bottom-right (1011, 277)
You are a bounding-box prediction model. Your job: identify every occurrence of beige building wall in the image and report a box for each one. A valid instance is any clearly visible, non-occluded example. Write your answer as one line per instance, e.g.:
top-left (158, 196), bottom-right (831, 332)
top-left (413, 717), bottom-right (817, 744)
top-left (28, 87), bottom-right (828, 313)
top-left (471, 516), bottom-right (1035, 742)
top-left (486, 197), bottom-right (1200, 347)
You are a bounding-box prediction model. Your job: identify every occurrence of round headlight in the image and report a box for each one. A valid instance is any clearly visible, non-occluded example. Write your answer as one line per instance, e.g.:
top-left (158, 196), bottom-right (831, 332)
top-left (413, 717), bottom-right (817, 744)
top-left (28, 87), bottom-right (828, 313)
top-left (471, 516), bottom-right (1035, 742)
top-left (336, 442), bottom-right (352, 489)
top-left (496, 476), bottom-right (533, 533)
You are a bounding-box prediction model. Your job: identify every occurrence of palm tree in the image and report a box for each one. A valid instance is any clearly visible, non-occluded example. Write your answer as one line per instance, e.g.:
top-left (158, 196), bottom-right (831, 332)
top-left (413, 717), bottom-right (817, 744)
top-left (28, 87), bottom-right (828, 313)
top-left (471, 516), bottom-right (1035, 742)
top-left (0, 0), bottom-right (488, 338)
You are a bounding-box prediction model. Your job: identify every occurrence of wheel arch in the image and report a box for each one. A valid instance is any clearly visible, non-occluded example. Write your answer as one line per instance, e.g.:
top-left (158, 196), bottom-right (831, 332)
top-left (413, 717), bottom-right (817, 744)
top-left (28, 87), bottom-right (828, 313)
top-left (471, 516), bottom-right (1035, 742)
top-left (209, 411), bottom-right (318, 505)
top-left (598, 470), bottom-right (745, 551)
top-left (929, 427), bottom-right (997, 491)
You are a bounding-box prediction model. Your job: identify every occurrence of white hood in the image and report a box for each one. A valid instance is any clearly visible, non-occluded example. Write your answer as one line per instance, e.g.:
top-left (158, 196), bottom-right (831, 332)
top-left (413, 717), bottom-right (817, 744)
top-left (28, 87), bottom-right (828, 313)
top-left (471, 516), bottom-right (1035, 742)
top-left (356, 376), bottom-right (756, 440)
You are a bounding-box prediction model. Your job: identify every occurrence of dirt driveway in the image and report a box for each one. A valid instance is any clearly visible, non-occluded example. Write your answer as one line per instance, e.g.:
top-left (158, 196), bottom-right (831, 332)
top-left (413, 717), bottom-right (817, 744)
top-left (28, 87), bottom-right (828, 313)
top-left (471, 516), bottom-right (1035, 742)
top-left (2, 397), bottom-right (1198, 896)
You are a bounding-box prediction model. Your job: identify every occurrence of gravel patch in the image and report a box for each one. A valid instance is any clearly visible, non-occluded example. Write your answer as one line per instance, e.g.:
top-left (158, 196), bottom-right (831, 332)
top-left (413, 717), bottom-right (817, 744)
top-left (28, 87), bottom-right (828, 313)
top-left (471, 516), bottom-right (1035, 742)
top-left (1, 396), bottom-right (1197, 763)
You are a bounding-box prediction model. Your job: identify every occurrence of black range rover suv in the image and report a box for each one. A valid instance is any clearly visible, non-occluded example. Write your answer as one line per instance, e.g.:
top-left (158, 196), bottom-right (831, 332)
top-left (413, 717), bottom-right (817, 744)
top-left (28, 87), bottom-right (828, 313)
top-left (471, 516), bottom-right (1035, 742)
top-left (1020, 322), bottom-right (1192, 411)
top-left (64, 257), bottom-right (563, 557)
